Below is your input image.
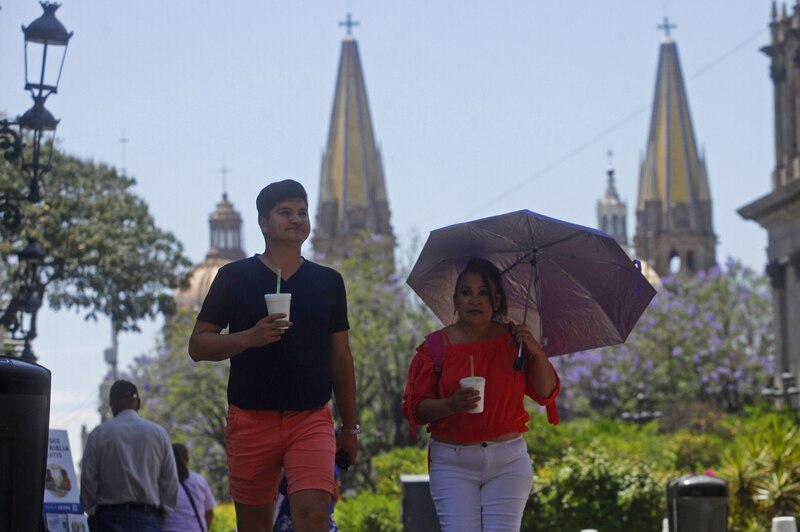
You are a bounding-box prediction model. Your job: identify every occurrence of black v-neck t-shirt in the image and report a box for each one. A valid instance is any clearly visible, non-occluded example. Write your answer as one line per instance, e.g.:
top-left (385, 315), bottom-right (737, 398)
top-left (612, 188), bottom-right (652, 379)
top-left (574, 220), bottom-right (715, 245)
top-left (197, 255), bottom-right (349, 411)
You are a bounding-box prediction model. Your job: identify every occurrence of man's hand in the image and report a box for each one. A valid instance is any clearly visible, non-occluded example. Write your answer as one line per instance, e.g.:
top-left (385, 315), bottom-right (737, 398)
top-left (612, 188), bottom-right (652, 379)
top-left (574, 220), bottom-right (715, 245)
top-left (246, 313), bottom-right (292, 347)
top-left (335, 431), bottom-right (358, 470)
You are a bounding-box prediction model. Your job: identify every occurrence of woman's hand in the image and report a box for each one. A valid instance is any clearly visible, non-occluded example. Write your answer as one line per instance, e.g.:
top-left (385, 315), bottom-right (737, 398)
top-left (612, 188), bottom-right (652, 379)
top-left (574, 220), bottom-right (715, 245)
top-left (511, 322), bottom-right (558, 400)
top-left (510, 322), bottom-right (546, 358)
top-left (446, 386), bottom-right (481, 414)
top-left (417, 384), bottom-right (481, 423)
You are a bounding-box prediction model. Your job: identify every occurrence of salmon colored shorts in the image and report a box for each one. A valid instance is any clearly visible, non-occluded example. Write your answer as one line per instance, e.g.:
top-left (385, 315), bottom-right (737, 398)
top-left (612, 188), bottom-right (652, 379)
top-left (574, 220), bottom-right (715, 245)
top-left (224, 404), bottom-right (336, 505)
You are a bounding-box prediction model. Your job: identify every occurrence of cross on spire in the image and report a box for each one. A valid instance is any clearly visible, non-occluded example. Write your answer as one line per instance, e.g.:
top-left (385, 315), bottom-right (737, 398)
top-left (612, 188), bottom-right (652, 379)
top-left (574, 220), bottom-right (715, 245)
top-left (219, 161), bottom-right (230, 196)
top-left (339, 13), bottom-right (359, 36)
top-left (606, 149), bottom-right (616, 183)
top-left (120, 129), bottom-right (129, 176)
top-left (657, 16), bottom-right (676, 38)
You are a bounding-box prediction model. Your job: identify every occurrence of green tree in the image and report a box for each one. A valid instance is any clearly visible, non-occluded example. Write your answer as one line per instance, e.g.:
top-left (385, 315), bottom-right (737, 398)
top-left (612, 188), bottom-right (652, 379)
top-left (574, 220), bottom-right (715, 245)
top-left (132, 307), bottom-right (231, 501)
top-left (0, 148), bottom-right (192, 338)
top-left (372, 446), bottom-right (427, 497)
top-left (526, 447), bottom-right (667, 530)
top-left (722, 413), bottom-right (800, 531)
top-left (331, 447), bottom-right (426, 532)
top-left (325, 233), bottom-right (438, 490)
top-left (333, 490), bottom-right (401, 532)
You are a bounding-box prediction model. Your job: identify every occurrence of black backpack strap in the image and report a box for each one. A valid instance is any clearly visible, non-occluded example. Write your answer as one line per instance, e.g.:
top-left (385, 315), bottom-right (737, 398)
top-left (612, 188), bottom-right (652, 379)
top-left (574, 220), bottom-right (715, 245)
top-left (180, 479), bottom-right (205, 531)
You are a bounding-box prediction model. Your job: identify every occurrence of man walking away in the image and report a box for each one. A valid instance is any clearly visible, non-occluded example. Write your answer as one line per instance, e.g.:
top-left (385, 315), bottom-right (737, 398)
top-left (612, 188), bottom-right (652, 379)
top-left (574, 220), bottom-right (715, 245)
top-left (80, 380), bottom-right (179, 531)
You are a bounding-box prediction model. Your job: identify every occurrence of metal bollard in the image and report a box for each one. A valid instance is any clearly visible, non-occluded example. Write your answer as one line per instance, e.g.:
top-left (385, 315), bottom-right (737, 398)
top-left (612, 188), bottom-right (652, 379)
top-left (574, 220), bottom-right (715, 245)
top-left (772, 516), bottom-right (798, 532)
top-left (0, 357), bottom-right (51, 532)
top-left (400, 474), bottom-right (440, 532)
top-left (666, 474), bottom-right (728, 532)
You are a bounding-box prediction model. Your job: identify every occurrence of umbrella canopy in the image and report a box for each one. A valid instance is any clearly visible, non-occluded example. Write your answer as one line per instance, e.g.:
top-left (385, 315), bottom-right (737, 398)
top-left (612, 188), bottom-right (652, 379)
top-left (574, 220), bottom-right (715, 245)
top-left (407, 210), bottom-right (657, 357)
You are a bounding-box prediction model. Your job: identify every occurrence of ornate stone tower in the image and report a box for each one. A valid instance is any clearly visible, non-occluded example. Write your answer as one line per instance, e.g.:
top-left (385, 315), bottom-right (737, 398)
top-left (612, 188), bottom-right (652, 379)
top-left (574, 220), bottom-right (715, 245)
top-left (311, 15), bottom-right (395, 264)
top-left (633, 19), bottom-right (717, 277)
top-left (597, 153), bottom-right (629, 249)
top-left (175, 193), bottom-right (246, 310)
top-left (738, 2), bottom-right (800, 400)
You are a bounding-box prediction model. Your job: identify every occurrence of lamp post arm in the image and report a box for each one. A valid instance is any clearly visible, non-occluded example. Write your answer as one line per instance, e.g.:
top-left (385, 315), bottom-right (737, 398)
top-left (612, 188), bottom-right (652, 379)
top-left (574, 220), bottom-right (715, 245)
top-left (0, 294), bottom-right (22, 332)
top-left (0, 119), bottom-right (23, 163)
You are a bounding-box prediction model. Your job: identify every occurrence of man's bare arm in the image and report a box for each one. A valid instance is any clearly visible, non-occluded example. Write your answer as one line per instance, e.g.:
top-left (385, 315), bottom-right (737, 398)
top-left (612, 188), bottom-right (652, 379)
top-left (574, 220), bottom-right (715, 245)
top-left (330, 331), bottom-right (358, 463)
top-left (188, 314), bottom-right (291, 362)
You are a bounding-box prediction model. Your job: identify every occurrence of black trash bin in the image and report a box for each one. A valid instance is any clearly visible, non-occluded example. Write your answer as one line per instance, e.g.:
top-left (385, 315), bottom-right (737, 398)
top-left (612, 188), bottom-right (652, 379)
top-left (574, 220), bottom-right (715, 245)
top-left (0, 356), bottom-right (51, 532)
top-left (400, 474), bottom-right (441, 532)
top-left (666, 474), bottom-right (728, 532)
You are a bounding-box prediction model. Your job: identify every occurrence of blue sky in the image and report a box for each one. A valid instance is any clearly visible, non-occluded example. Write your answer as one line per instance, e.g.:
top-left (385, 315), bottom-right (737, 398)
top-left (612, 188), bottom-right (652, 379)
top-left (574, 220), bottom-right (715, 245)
top-left (0, 1), bottom-right (777, 459)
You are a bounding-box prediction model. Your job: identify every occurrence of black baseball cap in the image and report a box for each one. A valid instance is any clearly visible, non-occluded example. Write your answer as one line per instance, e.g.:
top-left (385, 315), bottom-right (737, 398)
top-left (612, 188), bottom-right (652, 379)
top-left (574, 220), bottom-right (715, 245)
top-left (256, 179), bottom-right (308, 217)
top-left (109, 380), bottom-right (139, 401)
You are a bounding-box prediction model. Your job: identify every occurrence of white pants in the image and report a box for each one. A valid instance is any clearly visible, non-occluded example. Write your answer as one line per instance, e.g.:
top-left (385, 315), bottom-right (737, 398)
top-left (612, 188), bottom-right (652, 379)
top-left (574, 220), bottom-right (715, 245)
top-left (429, 436), bottom-right (532, 532)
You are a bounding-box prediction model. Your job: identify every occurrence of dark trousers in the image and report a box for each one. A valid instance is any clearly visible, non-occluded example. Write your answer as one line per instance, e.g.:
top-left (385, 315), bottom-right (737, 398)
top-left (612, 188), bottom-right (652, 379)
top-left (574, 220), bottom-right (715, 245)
top-left (88, 508), bottom-right (161, 532)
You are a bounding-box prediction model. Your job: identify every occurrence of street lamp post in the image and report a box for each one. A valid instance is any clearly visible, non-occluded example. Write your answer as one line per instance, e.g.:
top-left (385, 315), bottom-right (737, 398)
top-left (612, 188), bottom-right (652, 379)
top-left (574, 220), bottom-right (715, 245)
top-left (19, 0), bottom-right (72, 203)
top-left (0, 2), bottom-right (72, 361)
top-left (0, 1), bottom-right (72, 219)
top-left (0, 6), bottom-right (71, 528)
top-left (0, 238), bottom-right (46, 361)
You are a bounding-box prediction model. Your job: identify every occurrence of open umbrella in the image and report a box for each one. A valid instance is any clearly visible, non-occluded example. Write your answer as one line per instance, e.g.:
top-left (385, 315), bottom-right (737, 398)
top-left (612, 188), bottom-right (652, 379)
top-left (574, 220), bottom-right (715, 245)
top-left (407, 210), bottom-right (657, 359)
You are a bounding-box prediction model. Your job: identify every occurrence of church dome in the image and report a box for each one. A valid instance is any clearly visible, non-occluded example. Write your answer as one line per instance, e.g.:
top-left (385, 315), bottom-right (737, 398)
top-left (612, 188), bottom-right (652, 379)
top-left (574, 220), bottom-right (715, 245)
top-left (210, 194), bottom-right (239, 223)
top-left (598, 165), bottom-right (625, 206)
top-left (174, 257), bottom-right (231, 310)
top-left (175, 193), bottom-right (247, 309)
top-left (207, 194), bottom-right (246, 262)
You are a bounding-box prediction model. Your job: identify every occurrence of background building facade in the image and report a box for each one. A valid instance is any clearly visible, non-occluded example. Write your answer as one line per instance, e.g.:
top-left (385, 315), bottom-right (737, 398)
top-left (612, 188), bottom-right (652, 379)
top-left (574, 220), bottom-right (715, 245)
top-left (739, 2), bottom-right (800, 401)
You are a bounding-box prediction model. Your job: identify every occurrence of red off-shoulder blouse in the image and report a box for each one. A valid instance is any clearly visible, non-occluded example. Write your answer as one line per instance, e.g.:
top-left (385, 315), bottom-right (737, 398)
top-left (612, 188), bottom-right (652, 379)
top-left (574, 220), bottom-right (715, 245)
top-left (402, 330), bottom-right (560, 442)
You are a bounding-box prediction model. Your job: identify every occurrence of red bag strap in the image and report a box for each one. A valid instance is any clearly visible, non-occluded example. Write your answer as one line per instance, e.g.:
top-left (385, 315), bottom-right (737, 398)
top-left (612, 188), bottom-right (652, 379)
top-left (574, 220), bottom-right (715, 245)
top-left (424, 330), bottom-right (447, 375)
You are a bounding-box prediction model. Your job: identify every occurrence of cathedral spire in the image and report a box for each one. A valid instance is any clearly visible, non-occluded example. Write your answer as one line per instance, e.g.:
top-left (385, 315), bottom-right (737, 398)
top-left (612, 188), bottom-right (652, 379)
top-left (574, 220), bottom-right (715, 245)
top-left (312, 16), bottom-right (394, 263)
top-left (597, 150), bottom-right (628, 247)
top-left (634, 22), bottom-right (716, 276)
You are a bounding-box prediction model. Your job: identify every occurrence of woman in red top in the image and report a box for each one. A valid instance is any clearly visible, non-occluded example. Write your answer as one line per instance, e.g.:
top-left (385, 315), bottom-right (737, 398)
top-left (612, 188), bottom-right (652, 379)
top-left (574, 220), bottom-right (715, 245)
top-left (403, 258), bottom-right (560, 531)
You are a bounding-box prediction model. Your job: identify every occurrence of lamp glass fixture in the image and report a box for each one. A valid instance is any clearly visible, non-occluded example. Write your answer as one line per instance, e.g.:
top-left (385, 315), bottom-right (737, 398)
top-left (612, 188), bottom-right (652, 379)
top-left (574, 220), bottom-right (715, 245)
top-left (22, 2), bottom-right (73, 99)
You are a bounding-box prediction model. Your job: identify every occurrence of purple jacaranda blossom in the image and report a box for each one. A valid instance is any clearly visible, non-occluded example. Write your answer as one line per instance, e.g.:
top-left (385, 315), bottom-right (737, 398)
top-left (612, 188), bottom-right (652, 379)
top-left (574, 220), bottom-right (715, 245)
top-left (709, 335), bottom-right (724, 351)
top-left (554, 258), bottom-right (774, 419)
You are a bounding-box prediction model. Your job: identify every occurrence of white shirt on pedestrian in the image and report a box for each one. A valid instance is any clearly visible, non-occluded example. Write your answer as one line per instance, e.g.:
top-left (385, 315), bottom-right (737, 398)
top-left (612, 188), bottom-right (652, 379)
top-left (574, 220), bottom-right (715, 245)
top-left (80, 409), bottom-right (178, 515)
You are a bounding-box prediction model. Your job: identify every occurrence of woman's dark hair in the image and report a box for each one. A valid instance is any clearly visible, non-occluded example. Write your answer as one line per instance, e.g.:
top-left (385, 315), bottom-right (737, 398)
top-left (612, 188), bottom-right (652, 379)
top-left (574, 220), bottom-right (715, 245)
top-left (454, 258), bottom-right (508, 319)
top-left (172, 443), bottom-right (190, 482)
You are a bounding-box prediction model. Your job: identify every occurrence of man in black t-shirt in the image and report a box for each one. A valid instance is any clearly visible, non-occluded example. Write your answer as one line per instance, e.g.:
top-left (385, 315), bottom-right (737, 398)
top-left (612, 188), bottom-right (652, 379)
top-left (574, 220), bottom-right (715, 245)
top-left (188, 179), bottom-right (358, 532)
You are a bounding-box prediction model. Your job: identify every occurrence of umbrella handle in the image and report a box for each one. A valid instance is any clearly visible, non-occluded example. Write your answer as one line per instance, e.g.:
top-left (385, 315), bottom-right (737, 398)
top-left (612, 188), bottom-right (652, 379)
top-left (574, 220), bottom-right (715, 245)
top-left (514, 255), bottom-right (537, 372)
top-left (513, 342), bottom-right (525, 371)
top-left (633, 259), bottom-right (642, 296)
